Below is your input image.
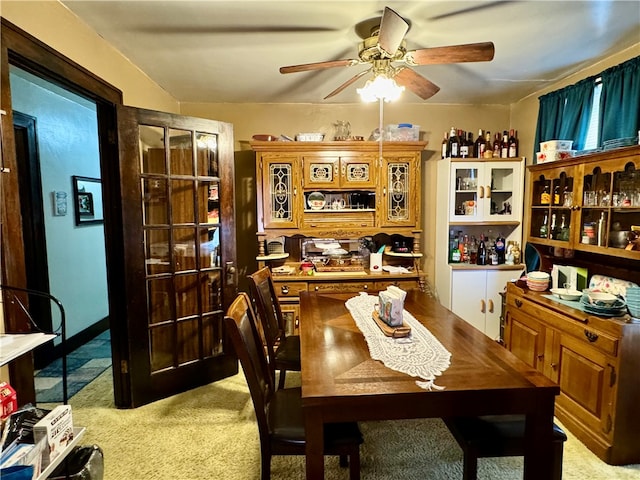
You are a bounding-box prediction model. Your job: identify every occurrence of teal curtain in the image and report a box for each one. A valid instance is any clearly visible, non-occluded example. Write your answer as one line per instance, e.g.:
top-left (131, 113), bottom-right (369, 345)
top-left (533, 55), bottom-right (640, 161)
top-left (533, 90), bottom-right (565, 159)
top-left (558, 78), bottom-right (594, 151)
top-left (599, 56), bottom-right (640, 144)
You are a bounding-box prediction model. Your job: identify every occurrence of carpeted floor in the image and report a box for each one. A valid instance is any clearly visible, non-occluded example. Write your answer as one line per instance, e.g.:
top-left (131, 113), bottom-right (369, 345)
top-left (35, 330), bottom-right (112, 403)
top-left (68, 369), bottom-right (640, 480)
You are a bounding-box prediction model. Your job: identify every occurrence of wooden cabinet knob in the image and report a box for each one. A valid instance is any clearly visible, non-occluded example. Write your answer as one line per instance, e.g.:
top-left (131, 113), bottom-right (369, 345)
top-left (488, 299), bottom-right (494, 313)
top-left (486, 186), bottom-right (492, 198)
top-left (480, 299), bottom-right (486, 313)
top-left (479, 186), bottom-right (485, 198)
top-left (281, 285), bottom-right (289, 295)
top-left (515, 299), bottom-right (523, 308)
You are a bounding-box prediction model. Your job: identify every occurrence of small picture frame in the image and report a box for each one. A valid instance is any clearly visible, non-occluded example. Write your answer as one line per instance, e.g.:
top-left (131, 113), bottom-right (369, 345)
top-left (72, 176), bottom-right (103, 226)
top-left (77, 191), bottom-right (94, 216)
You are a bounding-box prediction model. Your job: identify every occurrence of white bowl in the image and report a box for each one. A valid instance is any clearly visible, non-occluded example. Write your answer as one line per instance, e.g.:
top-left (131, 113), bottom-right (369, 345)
top-left (527, 271), bottom-right (550, 280)
top-left (550, 288), bottom-right (582, 301)
top-left (583, 291), bottom-right (618, 306)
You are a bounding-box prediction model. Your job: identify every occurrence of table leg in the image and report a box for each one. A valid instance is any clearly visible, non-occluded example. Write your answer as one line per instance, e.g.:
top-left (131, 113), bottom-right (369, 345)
top-left (305, 408), bottom-right (324, 479)
top-left (523, 401), bottom-right (555, 480)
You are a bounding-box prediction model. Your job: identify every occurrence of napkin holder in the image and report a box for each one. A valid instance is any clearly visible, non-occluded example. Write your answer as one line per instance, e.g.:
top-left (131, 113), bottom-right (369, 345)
top-left (378, 286), bottom-right (407, 327)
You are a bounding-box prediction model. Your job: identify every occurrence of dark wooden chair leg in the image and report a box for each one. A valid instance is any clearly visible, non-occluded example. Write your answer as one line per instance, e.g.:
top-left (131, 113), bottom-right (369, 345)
top-left (349, 449), bottom-right (360, 480)
top-left (278, 369), bottom-right (286, 389)
top-left (462, 446), bottom-right (478, 480)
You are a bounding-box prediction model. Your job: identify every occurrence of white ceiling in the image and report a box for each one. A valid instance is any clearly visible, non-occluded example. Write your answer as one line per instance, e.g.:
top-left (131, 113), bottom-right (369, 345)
top-left (61, 0), bottom-right (640, 105)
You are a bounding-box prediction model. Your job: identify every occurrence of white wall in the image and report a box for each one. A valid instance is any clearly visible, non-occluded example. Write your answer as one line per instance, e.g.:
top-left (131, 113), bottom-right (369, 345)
top-left (10, 68), bottom-right (109, 340)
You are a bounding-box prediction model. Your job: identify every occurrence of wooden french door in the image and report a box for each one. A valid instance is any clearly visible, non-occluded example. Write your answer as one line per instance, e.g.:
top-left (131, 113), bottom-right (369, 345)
top-left (114, 106), bottom-right (238, 407)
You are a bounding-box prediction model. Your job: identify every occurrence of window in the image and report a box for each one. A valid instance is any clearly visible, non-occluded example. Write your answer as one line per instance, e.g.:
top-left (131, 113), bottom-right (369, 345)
top-left (583, 80), bottom-right (602, 150)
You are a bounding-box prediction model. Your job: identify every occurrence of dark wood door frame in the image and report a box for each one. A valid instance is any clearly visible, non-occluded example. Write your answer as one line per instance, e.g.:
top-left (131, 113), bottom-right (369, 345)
top-left (12, 111), bottom-right (54, 368)
top-left (1, 18), bottom-right (125, 404)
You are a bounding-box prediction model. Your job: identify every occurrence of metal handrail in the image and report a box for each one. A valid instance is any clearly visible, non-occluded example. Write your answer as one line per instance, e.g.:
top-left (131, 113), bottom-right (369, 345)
top-left (0, 285), bottom-right (68, 404)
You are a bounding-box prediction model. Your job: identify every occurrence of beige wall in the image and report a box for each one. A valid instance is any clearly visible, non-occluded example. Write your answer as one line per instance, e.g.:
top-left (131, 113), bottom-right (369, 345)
top-left (2, 0), bottom-right (638, 286)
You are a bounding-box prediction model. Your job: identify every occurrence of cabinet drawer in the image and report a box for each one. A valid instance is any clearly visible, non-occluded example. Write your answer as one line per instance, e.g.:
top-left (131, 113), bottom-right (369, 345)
top-left (273, 281), bottom-right (308, 297)
top-left (507, 293), bottom-right (618, 356)
top-left (375, 280), bottom-right (419, 291)
top-left (310, 282), bottom-right (375, 293)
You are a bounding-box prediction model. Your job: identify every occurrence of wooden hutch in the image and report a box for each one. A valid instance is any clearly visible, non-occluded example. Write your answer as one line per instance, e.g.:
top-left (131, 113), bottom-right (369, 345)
top-left (250, 140), bottom-right (428, 334)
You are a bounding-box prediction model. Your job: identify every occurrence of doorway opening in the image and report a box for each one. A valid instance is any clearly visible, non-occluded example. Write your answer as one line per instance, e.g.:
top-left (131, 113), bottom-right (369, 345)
top-left (10, 66), bottom-right (111, 403)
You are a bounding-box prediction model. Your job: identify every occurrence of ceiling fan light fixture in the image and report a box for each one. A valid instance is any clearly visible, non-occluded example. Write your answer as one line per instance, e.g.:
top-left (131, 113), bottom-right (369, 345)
top-left (357, 73), bottom-right (404, 102)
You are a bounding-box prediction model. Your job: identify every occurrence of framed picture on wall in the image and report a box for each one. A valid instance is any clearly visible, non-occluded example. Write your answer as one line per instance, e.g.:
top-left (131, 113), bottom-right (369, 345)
top-left (72, 175), bottom-right (104, 226)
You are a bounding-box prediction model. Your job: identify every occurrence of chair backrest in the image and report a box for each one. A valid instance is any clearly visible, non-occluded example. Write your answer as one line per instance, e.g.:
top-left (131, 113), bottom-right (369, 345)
top-left (224, 292), bottom-right (274, 439)
top-left (248, 267), bottom-right (286, 351)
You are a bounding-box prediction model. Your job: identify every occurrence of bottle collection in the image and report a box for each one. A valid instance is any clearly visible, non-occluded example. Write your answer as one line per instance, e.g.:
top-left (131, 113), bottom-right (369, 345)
top-left (538, 212), bottom-right (571, 241)
top-left (442, 127), bottom-right (519, 159)
top-left (449, 230), bottom-right (521, 266)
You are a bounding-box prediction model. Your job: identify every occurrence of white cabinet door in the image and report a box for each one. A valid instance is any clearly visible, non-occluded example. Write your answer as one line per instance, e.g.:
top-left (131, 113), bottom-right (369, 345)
top-left (451, 270), bottom-right (487, 333)
top-left (485, 270), bottom-right (521, 339)
top-left (449, 160), bottom-right (523, 223)
top-left (451, 269), bottom-right (522, 339)
top-left (482, 161), bottom-right (523, 223)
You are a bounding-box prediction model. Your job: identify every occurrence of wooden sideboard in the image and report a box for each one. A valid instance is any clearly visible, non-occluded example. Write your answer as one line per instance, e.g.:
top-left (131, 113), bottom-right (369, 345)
top-left (504, 281), bottom-right (640, 465)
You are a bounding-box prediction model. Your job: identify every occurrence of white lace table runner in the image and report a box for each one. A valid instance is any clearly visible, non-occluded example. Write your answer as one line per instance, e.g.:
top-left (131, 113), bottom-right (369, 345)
top-left (345, 293), bottom-right (451, 390)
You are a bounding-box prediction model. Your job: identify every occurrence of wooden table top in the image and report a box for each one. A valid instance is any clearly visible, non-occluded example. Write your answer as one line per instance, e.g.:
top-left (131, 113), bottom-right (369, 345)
top-left (299, 290), bottom-right (559, 419)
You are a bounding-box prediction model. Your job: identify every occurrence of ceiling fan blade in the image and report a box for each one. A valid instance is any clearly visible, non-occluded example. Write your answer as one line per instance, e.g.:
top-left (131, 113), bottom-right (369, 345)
top-left (280, 59), bottom-right (358, 74)
top-left (324, 70), bottom-right (371, 99)
top-left (407, 42), bottom-right (495, 65)
top-left (377, 7), bottom-right (410, 57)
top-left (394, 68), bottom-right (440, 100)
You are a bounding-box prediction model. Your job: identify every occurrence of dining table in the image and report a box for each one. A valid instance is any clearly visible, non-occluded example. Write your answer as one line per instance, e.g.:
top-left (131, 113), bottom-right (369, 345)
top-left (299, 289), bottom-right (560, 479)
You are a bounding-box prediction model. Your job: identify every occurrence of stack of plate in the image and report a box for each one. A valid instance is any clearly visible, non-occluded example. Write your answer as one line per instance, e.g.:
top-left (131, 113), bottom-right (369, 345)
top-left (526, 271), bottom-right (550, 291)
top-left (625, 287), bottom-right (640, 318)
top-left (603, 137), bottom-right (637, 150)
top-left (580, 294), bottom-right (627, 317)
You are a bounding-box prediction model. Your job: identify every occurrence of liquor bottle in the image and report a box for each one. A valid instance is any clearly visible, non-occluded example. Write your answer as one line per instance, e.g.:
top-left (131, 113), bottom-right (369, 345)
top-left (540, 185), bottom-right (551, 205)
top-left (450, 230), bottom-right (458, 261)
top-left (477, 234), bottom-right (487, 265)
top-left (493, 132), bottom-right (501, 158)
top-left (597, 211), bottom-right (606, 246)
top-left (559, 214), bottom-right (570, 241)
top-left (501, 131), bottom-right (509, 158)
top-left (451, 231), bottom-right (461, 263)
top-left (550, 213), bottom-right (558, 239)
top-left (490, 247), bottom-right (498, 265)
top-left (483, 131), bottom-right (493, 159)
top-left (540, 213), bottom-right (549, 238)
top-left (469, 236), bottom-right (478, 264)
top-left (474, 129), bottom-right (485, 158)
top-left (448, 127), bottom-right (459, 158)
top-left (441, 131), bottom-right (448, 158)
top-left (495, 233), bottom-right (506, 264)
top-left (508, 129), bottom-right (518, 158)
top-left (459, 130), bottom-right (469, 158)
top-left (553, 185), bottom-right (560, 205)
top-left (467, 132), bottom-right (475, 158)
top-left (462, 234), bottom-right (470, 263)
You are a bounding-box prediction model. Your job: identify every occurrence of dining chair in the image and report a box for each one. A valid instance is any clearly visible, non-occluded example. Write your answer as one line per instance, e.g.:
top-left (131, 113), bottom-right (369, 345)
top-left (248, 266), bottom-right (301, 389)
top-left (224, 292), bottom-right (363, 480)
top-left (444, 415), bottom-right (567, 480)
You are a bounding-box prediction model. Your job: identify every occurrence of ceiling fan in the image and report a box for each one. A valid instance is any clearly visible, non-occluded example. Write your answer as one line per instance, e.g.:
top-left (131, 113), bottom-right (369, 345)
top-left (279, 6), bottom-right (495, 101)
